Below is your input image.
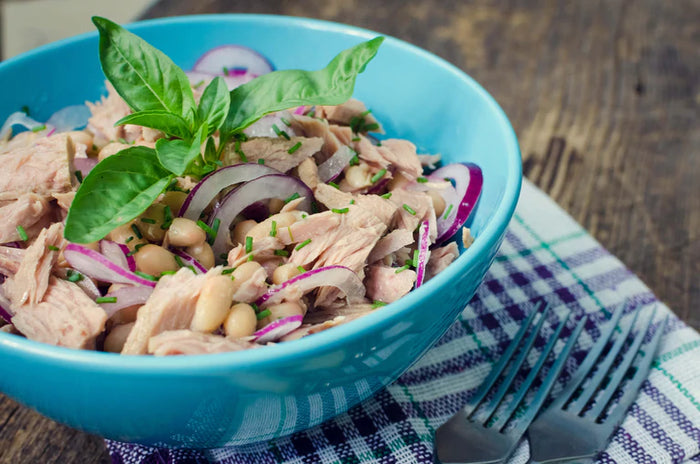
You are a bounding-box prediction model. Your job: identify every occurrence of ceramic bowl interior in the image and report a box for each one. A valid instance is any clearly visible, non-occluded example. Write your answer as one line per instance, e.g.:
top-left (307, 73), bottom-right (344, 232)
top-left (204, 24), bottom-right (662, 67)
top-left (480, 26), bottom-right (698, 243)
top-left (0, 14), bottom-right (521, 447)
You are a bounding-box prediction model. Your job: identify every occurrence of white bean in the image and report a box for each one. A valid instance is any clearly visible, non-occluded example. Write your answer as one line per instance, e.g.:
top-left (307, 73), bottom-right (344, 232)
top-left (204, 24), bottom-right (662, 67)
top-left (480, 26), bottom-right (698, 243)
top-left (167, 217), bottom-right (206, 248)
top-left (230, 261), bottom-right (263, 293)
top-left (134, 244), bottom-right (178, 277)
top-left (427, 190), bottom-right (446, 217)
top-left (224, 303), bottom-right (258, 338)
top-left (272, 263), bottom-right (301, 285)
top-left (232, 219), bottom-right (257, 245)
top-left (191, 275), bottom-right (236, 333)
top-left (186, 242), bottom-right (215, 269)
top-left (344, 164), bottom-right (372, 189)
top-left (257, 302), bottom-right (304, 328)
top-left (104, 322), bottom-right (135, 353)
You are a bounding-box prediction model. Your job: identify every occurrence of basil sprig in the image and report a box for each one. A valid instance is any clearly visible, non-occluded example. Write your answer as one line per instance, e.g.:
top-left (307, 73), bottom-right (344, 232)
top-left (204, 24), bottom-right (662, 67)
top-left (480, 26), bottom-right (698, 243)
top-left (64, 16), bottom-right (383, 243)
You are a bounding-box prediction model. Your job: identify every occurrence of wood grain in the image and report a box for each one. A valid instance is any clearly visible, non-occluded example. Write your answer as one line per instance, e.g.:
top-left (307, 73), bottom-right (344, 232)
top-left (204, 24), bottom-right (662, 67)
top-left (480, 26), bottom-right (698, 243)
top-left (1, 0), bottom-right (697, 462)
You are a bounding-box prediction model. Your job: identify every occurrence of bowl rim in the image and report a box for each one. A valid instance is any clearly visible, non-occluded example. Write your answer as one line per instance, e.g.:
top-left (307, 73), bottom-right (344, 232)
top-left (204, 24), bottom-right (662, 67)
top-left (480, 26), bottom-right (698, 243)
top-left (0, 13), bottom-right (522, 373)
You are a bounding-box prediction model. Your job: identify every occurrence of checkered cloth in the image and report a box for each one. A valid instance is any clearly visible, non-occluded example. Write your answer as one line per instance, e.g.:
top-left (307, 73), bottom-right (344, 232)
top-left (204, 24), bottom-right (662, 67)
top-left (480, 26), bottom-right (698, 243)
top-left (107, 179), bottom-right (700, 464)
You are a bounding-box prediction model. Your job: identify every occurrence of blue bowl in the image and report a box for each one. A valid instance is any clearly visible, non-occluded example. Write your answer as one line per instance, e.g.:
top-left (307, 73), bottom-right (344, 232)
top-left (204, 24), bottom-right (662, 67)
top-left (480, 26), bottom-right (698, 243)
top-left (0, 15), bottom-right (521, 447)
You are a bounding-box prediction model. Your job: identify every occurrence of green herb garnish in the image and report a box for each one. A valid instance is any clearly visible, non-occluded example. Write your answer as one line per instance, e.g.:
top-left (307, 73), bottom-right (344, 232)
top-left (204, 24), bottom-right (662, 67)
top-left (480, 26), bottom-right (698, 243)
top-left (380, 192), bottom-right (392, 200)
top-left (245, 236), bottom-right (253, 253)
top-left (402, 204), bottom-right (417, 215)
top-left (287, 141), bottom-right (302, 154)
top-left (270, 220), bottom-right (277, 237)
top-left (371, 300), bottom-right (387, 309)
top-left (16, 225), bottom-right (28, 241)
top-left (370, 169), bottom-right (386, 184)
top-left (443, 204), bottom-right (453, 219)
top-left (141, 217), bottom-right (156, 224)
top-left (295, 238), bottom-right (312, 250)
top-left (66, 269), bottom-right (83, 282)
top-left (47, 245), bottom-right (60, 251)
top-left (332, 207), bottom-right (349, 214)
top-left (134, 271), bottom-right (157, 281)
top-left (284, 192), bottom-right (300, 204)
top-left (256, 309), bottom-right (271, 320)
top-left (274, 249), bottom-right (289, 257)
top-left (297, 266), bottom-right (306, 273)
top-left (96, 296), bottom-right (117, 304)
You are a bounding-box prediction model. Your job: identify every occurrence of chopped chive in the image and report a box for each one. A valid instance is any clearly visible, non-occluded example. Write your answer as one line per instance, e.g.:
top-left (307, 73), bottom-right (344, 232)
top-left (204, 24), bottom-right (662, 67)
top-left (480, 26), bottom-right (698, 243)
top-left (125, 236), bottom-right (134, 243)
top-left (130, 224), bottom-right (143, 239)
top-left (371, 300), bottom-right (387, 309)
top-left (251, 303), bottom-right (259, 311)
top-left (297, 266), bottom-right (306, 273)
top-left (284, 192), bottom-right (300, 204)
top-left (74, 170), bottom-right (83, 183)
top-left (47, 245), bottom-right (60, 251)
top-left (280, 116), bottom-right (291, 126)
top-left (371, 168), bottom-right (387, 184)
top-left (66, 269), bottom-right (83, 282)
top-left (403, 204), bottom-right (417, 215)
top-left (247, 254), bottom-right (254, 262)
top-left (211, 218), bottom-right (220, 236)
top-left (174, 255), bottom-right (185, 268)
top-left (31, 124), bottom-right (46, 133)
top-left (235, 139), bottom-right (248, 162)
top-left (223, 66), bottom-right (229, 76)
top-left (270, 220), bottom-right (278, 237)
top-left (287, 141), bottom-right (302, 154)
top-left (328, 181), bottom-right (340, 189)
top-left (257, 158), bottom-right (265, 165)
top-left (350, 199), bottom-right (356, 205)
top-left (295, 238), bottom-right (312, 250)
top-left (443, 204), bottom-right (454, 219)
top-left (161, 205), bottom-right (173, 229)
top-left (349, 154), bottom-right (359, 166)
top-left (118, 137), bottom-right (128, 144)
top-left (187, 265), bottom-right (196, 273)
top-left (394, 264), bottom-right (411, 274)
top-left (272, 124), bottom-right (291, 140)
top-left (364, 123), bottom-right (379, 132)
top-left (361, 109), bottom-right (372, 116)
top-left (96, 296), bottom-right (117, 304)
top-left (417, 177), bottom-right (429, 183)
top-left (196, 220), bottom-right (216, 244)
top-left (412, 249), bottom-right (419, 268)
top-left (21, 105), bottom-right (30, 115)
top-left (141, 217), bottom-right (156, 224)
top-left (194, 79), bottom-right (205, 88)
top-left (287, 226), bottom-right (294, 242)
top-left (16, 225), bottom-right (28, 241)
top-left (332, 207), bottom-right (349, 214)
top-left (301, 213), bottom-right (308, 219)
top-left (274, 249), bottom-right (289, 257)
top-left (352, 136), bottom-right (361, 142)
top-left (245, 236), bottom-right (253, 253)
top-left (221, 268), bottom-right (235, 275)
top-left (160, 270), bottom-right (177, 276)
top-left (135, 271), bottom-right (157, 281)
top-left (380, 192), bottom-right (392, 200)
top-left (307, 109), bottom-right (316, 118)
top-left (256, 309), bottom-right (271, 320)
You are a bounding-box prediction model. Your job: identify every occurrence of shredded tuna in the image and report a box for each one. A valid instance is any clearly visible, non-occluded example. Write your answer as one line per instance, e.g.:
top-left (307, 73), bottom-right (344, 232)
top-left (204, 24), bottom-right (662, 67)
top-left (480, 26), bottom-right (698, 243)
top-left (232, 265), bottom-right (268, 303)
top-left (121, 267), bottom-right (223, 355)
top-left (368, 229), bottom-right (415, 263)
top-left (86, 82), bottom-right (132, 147)
top-left (222, 136), bottom-right (322, 173)
top-left (0, 194), bottom-right (52, 244)
top-left (0, 246), bottom-right (25, 276)
top-left (148, 330), bottom-right (257, 356)
top-left (296, 157), bottom-right (319, 189)
top-left (315, 99), bottom-right (383, 132)
top-left (290, 115), bottom-right (344, 162)
top-left (365, 264), bottom-right (416, 303)
top-left (426, 242), bottom-right (459, 280)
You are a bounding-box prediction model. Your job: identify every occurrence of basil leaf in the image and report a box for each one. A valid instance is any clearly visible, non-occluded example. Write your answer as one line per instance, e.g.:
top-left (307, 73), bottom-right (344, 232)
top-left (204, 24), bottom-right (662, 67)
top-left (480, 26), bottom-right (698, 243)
top-left (64, 146), bottom-right (172, 243)
top-left (92, 16), bottom-right (196, 122)
top-left (155, 124), bottom-right (207, 176)
top-left (197, 77), bottom-right (230, 136)
top-left (221, 37), bottom-right (384, 136)
top-left (115, 110), bottom-right (192, 140)
top-left (203, 136), bottom-right (217, 164)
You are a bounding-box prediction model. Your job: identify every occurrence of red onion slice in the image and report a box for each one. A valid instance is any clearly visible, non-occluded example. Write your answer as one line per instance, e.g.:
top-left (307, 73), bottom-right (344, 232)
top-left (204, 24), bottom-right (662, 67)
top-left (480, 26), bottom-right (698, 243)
top-left (99, 285), bottom-right (153, 318)
top-left (171, 249), bottom-right (207, 274)
top-left (73, 157), bottom-right (99, 178)
top-left (193, 45), bottom-right (274, 76)
top-left (54, 268), bottom-right (102, 300)
top-left (210, 174), bottom-right (313, 262)
top-left (179, 163), bottom-right (280, 221)
top-left (46, 104), bottom-right (91, 132)
top-left (256, 265), bottom-right (365, 307)
top-left (317, 145), bottom-right (356, 183)
top-left (64, 244), bottom-right (156, 288)
top-left (99, 240), bottom-right (135, 272)
top-left (415, 220), bottom-right (431, 288)
top-left (0, 111), bottom-right (44, 138)
top-left (253, 315), bottom-right (303, 343)
top-left (186, 70), bottom-right (257, 91)
top-left (428, 163), bottom-right (483, 243)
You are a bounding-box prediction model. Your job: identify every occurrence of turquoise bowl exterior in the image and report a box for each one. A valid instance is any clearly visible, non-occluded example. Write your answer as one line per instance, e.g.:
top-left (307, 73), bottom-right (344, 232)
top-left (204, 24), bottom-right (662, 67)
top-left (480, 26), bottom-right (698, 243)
top-left (0, 15), bottom-right (521, 447)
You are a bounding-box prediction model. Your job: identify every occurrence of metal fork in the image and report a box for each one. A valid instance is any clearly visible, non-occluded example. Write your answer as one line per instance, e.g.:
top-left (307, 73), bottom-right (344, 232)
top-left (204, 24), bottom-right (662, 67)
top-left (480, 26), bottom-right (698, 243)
top-left (528, 302), bottom-right (668, 464)
top-left (435, 301), bottom-right (587, 464)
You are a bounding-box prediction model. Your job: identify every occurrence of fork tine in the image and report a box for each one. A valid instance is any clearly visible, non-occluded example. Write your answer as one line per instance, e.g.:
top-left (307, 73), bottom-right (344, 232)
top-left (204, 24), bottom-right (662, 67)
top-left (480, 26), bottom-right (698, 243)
top-left (568, 306), bottom-right (641, 415)
top-left (514, 314), bottom-right (587, 434)
top-left (601, 315), bottom-right (668, 431)
top-left (464, 302), bottom-right (542, 416)
top-left (480, 304), bottom-right (552, 423)
top-left (586, 307), bottom-right (657, 419)
top-left (491, 311), bottom-right (571, 431)
top-left (549, 300), bottom-right (629, 409)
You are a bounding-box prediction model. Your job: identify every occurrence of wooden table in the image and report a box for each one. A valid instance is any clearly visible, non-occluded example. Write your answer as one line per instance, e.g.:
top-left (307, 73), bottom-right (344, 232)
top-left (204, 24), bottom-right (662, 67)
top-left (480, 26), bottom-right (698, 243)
top-left (1, 1), bottom-right (697, 462)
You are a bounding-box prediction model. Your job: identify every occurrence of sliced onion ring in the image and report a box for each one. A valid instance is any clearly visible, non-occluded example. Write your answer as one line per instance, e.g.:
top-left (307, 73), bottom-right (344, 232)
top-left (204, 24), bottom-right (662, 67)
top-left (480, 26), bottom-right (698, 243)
top-left (171, 249), bottom-right (207, 274)
top-left (99, 240), bottom-right (134, 272)
top-left (256, 265), bottom-right (365, 308)
top-left (46, 104), bottom-right (91, 132)
top-left (428, 163), bottom-right (483, 243)
top-left (317, 145), bottom-right (356, 183)
top-left (179, 163), bottom-right (280, 221)
top-left (415, 220), bottom-right (431, 288)
top-left (210, 174), bottom-right (313, 262)
top-left (0, 111), bottom-right (44, 139)
top-left (253, 315), bottom-right (303, 343)
top-left (64, 244), bottom-right (156, 288)
top-left (99, 285), bottom-right (154, 318)
top-left (193, 45), bottom-right (274, 76)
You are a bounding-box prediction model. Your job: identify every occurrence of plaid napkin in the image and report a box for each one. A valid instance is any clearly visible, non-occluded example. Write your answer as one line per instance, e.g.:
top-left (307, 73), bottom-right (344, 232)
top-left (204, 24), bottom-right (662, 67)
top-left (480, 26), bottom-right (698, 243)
top-left (107, 179), bottom-right (700, 464)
